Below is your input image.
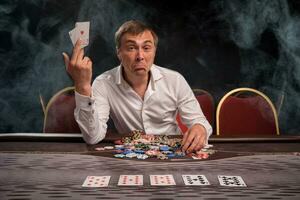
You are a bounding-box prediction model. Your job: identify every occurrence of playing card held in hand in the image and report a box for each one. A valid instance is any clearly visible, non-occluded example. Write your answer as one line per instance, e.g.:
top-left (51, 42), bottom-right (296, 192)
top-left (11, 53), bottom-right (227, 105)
top-left (69, 21), bottom-right (90, 48)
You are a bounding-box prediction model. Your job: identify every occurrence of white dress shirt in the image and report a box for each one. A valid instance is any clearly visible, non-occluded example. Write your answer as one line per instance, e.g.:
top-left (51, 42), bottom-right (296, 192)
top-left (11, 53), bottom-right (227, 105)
top-left (74, 64), bottom-right (212, 144)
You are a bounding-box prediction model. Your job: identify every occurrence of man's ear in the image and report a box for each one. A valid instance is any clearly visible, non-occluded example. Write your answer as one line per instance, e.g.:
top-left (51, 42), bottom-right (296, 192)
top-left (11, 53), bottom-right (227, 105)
top-left (116, 48), bottom-right (121, 61)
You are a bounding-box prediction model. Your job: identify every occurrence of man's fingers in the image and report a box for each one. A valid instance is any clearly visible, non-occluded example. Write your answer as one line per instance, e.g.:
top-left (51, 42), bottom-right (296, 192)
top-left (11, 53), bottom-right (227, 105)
top-left (62, 52), bottom-right (70, 69)
top-left (82, 56), bottom-right (92, 67)
top-left (182, 132), bottom-right (195, 153)
top-left (182, 130), bottom-right (188, 146)
top-left (76, 48), bottom-right (85, 63)
top-left (195, 136), bottom-right (205, 151)
top-left (186, 135), bottom-right (200, 153)
top-left (71, 40), bottom-right (82, 63)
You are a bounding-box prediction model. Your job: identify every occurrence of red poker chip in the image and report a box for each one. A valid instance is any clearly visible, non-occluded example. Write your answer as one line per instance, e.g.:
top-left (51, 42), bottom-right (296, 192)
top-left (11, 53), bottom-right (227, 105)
top-left (114, 139), bottom-right (123, 145)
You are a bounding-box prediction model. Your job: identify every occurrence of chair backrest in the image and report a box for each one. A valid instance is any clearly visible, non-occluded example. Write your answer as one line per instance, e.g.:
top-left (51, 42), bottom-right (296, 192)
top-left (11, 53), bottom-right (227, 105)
top-left (216, 88), bottom-right (280, 136)
top-left (43, 87), bottom-right (81, 133)
top-left (177, 89), bottom-right (215, 133)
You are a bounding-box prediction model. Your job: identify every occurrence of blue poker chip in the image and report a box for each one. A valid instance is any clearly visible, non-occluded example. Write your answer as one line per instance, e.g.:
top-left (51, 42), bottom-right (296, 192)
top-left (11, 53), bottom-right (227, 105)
top-left (161, 150), bottom-right (173, 154)
top-left (160, 145), bottom-right (170, 151)
top-left (134, 149), bottom-right (145, 154)
top-left (167, 153), bottom-right (176, 158)
top-left (175, 152), bottom-right (185, 157)
top-left (123, 150), bottom-right (133, 154)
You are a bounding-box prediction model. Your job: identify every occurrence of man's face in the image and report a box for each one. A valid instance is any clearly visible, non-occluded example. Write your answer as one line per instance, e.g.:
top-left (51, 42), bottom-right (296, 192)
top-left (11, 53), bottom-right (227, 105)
top-left (117, 30), bottom-right (156, 79)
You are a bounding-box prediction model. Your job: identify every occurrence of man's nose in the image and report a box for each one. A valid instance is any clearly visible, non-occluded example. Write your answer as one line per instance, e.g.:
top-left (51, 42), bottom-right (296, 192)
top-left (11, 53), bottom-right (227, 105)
top-left (136, 49), bottom-right (144, 61)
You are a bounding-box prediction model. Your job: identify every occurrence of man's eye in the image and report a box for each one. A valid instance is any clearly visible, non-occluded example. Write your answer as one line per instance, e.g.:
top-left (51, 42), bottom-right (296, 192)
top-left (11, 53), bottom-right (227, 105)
top-left (144, 46), bottom-right (152, 51)
top-left (127, 46), bottom-right (136, 51)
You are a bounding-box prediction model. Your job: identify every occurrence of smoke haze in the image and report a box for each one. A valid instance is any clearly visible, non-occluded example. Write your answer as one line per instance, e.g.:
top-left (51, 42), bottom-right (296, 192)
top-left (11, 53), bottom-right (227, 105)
top-left (0, 0), bottom-right (299, 133)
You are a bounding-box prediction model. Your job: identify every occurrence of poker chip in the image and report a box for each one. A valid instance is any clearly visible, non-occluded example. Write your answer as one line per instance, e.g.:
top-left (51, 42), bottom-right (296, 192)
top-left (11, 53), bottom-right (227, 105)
top-left (167, 153), bottom-right (176, 158)
top-left (123, 150), bottom-right (134, 154)
top-left (159, 145), bottom-right (170, 151)
top-left (126, 153), bottom-right (137, 158)
top-left (145, 150), bottom-right (159, 156)
top-left (193, 152), bottom-right (209, 159)
top-left (137, 154), bottom-right (149, 159)
top-left (114, 154), bottom-right (125, 158)
top-left (113, 139), bottom-right (123, 145)
top-left (114, 145), bottom-right (125, 150)
top-left (104, 146), bottom-right (114, 150)
top-left (94, 147), bottom-right (105, 151)
top-left (157, 153), bottom-right (168, 160)
top-left (203, 144), bottom-right (213, 149)
top-left (134, 149), bottom-right (145, 154)
top-left (174, 151), bottom-right (185, 157)
top-left (149, 145), bottom-right (160, 150)
top-left (161, 150), bottom-right (173, 154)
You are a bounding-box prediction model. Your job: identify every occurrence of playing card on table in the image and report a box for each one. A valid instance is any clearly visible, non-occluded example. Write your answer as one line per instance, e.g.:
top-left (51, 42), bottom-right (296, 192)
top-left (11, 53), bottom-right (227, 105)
top-left (118, 175), bottom-right (143, 186)
top-left (82, 176), bottom-right (110, 187)
top-left (218, 175), bottom-right (247, 187)
top-left (182, 175), bottom-right (210, 186)
top-left (69, 21), bottom-right (90, 48)
top-left (150, 175), bottom-right (176, 186)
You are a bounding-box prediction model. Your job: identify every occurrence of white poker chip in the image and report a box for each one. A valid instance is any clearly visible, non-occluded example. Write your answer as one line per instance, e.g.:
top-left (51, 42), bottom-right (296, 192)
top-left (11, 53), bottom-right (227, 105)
top-left (137, 154), bottom-right (149, 160)
top-left (114, 154), bottom-right (125, 158)
top-left (104, 146), bottom-right (114, 150)
top-left (94, 147), bottom-right (105, 151)
top-left (150, 145), bottom-right (159, 150)
top-left (203, 144), bottom-right (213, 149)
top-left (125, 153), bottom-right (137, 158)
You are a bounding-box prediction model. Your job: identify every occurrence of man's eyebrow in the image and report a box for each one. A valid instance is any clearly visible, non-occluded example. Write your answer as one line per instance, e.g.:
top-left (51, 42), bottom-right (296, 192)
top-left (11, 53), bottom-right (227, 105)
top-left (143, 40), bottom-right (153, 45)
top-left (124, 40), bottom-right (153, 45)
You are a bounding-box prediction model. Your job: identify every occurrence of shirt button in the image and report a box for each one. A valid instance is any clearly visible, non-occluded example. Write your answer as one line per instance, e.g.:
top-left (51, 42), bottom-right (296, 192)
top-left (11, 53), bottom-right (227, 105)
top-left (88, 102), bottom-right (92, 106)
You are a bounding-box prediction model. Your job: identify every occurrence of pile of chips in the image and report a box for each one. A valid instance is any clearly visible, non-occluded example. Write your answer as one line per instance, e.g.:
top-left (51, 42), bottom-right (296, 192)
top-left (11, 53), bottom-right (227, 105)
top-left (103, 130), bottom-right (215, 160)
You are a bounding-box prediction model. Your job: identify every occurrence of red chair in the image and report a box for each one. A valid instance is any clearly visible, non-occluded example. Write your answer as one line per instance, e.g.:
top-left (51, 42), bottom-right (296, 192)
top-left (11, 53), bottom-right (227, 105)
top-left (177, 89), bottom-right (215, 133)
top-left (216, 88), bottom-right (280, 136)
top-left (43, 87), bottom-right (81, 133)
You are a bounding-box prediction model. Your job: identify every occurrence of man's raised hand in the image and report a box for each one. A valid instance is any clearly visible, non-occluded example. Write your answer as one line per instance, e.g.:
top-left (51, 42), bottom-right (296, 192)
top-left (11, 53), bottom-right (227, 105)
top-left (63, 40), bottom-right (92, 96)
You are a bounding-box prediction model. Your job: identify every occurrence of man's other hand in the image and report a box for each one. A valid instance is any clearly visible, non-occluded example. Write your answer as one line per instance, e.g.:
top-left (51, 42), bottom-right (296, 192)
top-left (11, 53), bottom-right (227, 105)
top-left (181, 124), bottom-right (207, 154)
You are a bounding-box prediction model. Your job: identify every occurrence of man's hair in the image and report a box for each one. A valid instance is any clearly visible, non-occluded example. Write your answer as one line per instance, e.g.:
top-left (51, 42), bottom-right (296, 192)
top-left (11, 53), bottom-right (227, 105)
top-left (115, 20), bottom-right (158, 49)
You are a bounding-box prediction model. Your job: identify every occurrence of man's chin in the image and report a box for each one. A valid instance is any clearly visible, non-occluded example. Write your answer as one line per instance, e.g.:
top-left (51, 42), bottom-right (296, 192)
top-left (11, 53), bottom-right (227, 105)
top-left (134, 69), bottom-right (147, 75)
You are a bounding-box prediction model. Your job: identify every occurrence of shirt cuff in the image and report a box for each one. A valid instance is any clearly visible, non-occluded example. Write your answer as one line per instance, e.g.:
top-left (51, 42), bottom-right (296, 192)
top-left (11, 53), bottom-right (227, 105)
top-left (75, 91), bottom-right (95, 110)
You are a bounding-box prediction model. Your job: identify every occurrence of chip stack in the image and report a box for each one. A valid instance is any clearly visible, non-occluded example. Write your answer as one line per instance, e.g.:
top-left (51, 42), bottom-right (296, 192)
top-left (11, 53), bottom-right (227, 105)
top-left (112, 130), bottom-right (215, 160)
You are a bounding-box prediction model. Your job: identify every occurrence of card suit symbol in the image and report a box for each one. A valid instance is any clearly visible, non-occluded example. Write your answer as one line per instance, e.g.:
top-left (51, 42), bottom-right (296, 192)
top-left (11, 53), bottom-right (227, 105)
top-left (80, 30), bottom-right (84, 35)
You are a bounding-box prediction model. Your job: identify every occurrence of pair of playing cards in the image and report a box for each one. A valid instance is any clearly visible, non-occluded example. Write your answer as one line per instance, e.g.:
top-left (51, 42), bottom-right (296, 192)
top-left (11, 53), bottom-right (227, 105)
top-left (182, 175), bottom-right (246, 187)
top-left (69, 21), bottom-right (90, 48)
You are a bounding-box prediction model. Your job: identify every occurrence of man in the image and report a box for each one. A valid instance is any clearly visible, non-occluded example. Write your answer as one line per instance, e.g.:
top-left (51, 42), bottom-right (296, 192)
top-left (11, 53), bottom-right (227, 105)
top-left (62, 20), bottom-right (212, 153)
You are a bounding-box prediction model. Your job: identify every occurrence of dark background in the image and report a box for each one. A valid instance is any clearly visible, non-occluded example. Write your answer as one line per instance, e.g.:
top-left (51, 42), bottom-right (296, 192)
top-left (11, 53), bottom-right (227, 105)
top-left (0, 0), bottom-right (299, 134)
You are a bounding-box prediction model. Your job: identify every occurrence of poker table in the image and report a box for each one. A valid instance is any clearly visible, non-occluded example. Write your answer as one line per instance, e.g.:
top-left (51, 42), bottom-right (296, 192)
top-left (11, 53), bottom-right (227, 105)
top-left (0, 133), bottom-right (300, 200)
